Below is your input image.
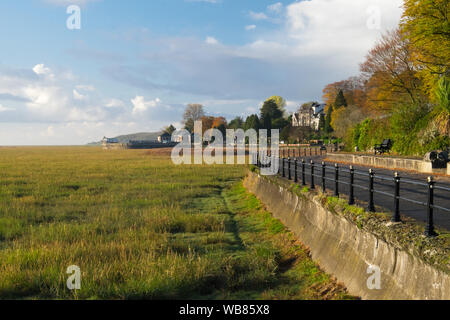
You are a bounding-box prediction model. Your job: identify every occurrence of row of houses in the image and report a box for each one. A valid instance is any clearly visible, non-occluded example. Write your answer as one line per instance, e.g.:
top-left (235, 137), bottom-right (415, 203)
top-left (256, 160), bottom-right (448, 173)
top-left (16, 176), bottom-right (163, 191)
top-left (102, 102), bottom-right (327, 149)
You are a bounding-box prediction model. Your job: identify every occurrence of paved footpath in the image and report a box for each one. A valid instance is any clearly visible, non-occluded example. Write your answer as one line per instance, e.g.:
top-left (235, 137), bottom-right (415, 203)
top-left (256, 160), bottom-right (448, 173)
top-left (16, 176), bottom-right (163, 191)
top-left (279, 156), bottom-right (450, 232)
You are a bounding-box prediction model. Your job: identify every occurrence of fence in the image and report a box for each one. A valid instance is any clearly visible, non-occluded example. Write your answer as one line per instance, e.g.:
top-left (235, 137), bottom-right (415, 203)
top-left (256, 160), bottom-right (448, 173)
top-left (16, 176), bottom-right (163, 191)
top-left (254, 153), bottom-right (450, 238)
top-left (278, 146), bottom-right (334, 158)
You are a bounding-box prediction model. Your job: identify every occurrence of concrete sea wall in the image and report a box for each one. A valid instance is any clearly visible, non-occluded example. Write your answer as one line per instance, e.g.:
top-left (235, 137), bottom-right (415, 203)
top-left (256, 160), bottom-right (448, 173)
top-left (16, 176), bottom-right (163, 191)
top-left (326, 153), bottom-right (448, 175)
top-left (243, 171), bottom-right (450, 300)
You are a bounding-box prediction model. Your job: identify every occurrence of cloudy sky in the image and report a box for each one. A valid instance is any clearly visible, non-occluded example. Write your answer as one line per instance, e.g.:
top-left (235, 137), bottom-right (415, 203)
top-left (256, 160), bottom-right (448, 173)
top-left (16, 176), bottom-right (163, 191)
top-left (0, 0), bottom-right (403, 145)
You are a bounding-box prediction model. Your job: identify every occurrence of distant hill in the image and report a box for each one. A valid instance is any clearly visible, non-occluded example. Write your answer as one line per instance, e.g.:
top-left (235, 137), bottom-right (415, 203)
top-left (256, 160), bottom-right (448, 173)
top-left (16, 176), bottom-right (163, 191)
top-left (87, 132), bottom-right (163, 145)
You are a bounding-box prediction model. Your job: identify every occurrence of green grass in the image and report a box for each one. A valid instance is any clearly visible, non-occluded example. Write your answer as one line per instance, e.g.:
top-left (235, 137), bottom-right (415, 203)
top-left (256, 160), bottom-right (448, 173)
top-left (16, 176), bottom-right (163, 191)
top-left (0, 147), bottom-right (353, 300)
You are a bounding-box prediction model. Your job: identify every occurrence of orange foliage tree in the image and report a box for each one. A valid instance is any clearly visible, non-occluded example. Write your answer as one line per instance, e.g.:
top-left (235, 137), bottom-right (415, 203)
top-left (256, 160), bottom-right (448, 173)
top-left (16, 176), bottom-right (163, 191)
top-left (360, 29), bottom-right (426, 114)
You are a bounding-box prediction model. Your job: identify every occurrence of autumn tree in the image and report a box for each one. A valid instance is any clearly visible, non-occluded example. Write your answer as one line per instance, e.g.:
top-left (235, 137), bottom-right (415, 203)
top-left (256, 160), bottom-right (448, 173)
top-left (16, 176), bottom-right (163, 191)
top-left (330, 105), bottom-right (366, 139)
top-left (401, 0), bottom-right (450, 82)
top-left (360, 28), bottom-right (425, 113)
top-left (322, 77), bottom-right (367, 110)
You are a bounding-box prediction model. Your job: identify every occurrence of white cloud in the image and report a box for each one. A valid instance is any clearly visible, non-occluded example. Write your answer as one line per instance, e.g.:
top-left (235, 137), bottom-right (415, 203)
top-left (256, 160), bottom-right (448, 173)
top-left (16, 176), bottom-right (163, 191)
top-left (286, 0), bottom-right (403, 59)
top-left (245, 25), bottom-right (256, 31)
top-left (0, 104), bottom-right (15, 112)
top-left (33, 64), bottom-right (51, 75)
top-left (32, 64), bottom-right (55, 79)
top-left (76, 84), bottom-right (95, 91)
top-left (41, 126), bottom-right (55, 137)
top-left (131, 96), bottom-right (161, 115)
top-left (205, 36), bottom-right (219, 45)
top-left (249, 11), bottom-right (268, 21)
top-left (73, 89), bottom-right (86, 100)
top-left (268, 2), bottom-right (283, 13)
top-left (105, 98), bottom-right (125, 108)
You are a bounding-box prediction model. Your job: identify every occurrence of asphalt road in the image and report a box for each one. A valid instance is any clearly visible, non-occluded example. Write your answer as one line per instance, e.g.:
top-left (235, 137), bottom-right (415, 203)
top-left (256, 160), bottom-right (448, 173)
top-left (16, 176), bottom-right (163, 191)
top-left (275, 156), bottom-right (450, 232)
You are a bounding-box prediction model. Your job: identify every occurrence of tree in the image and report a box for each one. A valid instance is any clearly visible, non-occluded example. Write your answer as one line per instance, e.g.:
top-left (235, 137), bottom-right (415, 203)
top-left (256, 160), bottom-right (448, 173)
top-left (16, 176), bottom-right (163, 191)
top-left (265, 96), bottom-right (287, 115)
top-left (244, 114), bottom-right (260, 131)
top-left (331, 105), bottom-right (366, 139)
top-left (324, 104), bottom-right (334, 134)
top-left (260, 99), bottom-right (283, 130)
top-left (201, 116), bottom-right (227, 134)
top-left (401, 0), bottom-right (450, 81)
top-left (290, 126), bottom-right (312, 143)
top-left (163, 124), bottom-right (176, 135)
top-left (334, 90), bottom-right (348, 108)
top-left (182, 104), bottom-right (205, 133)
top-left (433, 76), bottom-right (450, 137)
top-left (360, 29), bottom-right (426, 113)
top-left (322, 77), bottom-right (367, 109)
top-left (280, 124), bottom-right (291, 142)
top-left (228, 117), bottom-right (244, 129)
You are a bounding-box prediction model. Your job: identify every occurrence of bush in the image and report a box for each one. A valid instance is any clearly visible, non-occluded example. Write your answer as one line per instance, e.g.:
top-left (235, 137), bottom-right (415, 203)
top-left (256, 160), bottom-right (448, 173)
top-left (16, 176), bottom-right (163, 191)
top-left (349, 102), bottom-right (449, 156)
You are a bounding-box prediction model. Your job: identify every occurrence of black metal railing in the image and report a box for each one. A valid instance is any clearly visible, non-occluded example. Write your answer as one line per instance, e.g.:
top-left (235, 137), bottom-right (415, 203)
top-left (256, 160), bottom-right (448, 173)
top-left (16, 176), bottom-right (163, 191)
top-left (253, 153), bottom-right (450, 238)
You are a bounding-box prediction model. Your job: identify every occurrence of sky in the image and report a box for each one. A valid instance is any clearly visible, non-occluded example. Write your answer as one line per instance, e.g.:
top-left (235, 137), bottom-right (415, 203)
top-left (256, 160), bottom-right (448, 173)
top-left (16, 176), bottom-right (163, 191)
top-left (0, 0), bottom-right (404, 145)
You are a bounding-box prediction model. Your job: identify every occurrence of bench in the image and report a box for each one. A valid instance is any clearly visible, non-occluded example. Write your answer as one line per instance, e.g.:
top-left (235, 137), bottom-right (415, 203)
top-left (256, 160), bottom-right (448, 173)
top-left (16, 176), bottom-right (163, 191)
top-left (374, 139), bottom-right (392, 155)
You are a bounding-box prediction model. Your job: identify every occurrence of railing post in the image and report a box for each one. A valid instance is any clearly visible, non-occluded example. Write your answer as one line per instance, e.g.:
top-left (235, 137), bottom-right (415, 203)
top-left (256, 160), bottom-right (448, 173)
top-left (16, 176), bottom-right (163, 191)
top-left (309, 147), bottom-right (312, 157)
top-left (288, 158), bottom-right (292, 180)
top-left (288, 148), bottom-right (290, 158)
top-left (278, 157), bottom-right (282, 175)
top-left (302, 159), bottom-right (306, 186)
top-left (349, 166), bottom-right (355, 205)
top-left (368, 169), bottom-right (375, 212)
top-left (310, 160), bottom-right (315, 190)
top-left (282, 158), bottom-right (285, 177)
top-left (393, 172), bottom-right (401, 222)
top-left (334, 163), bottom-right (339, 197)
top-left (425, 177), bottom-right (437, 237)
top-left (321, 162), bottom-right (326, 193)
top-left (294, 159), bottom-right (298, 183)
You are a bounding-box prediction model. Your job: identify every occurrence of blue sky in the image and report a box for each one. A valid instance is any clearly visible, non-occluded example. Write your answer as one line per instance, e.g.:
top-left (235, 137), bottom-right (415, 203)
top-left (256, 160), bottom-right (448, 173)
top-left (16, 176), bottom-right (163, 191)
top-left (0, 0), bottom-right (404, 145)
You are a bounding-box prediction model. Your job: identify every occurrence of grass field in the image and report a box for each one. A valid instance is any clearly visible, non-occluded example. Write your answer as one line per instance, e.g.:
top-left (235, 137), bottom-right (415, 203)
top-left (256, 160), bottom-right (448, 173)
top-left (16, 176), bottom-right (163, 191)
top-left (0, 147), bottom-right (353, 300)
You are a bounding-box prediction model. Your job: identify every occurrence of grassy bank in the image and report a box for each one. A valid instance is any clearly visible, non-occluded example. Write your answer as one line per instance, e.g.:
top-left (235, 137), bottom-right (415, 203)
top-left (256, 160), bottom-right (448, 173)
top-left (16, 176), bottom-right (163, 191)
top-left (0, 147), bottom-right (352, 299)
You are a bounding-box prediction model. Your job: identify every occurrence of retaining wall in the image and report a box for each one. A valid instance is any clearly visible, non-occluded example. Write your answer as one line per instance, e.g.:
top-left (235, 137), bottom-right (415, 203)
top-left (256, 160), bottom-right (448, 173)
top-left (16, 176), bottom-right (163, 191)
top-left (326, 153), bottom-right (448, 175)
top-left (243, 171), bottom-right (450, 300)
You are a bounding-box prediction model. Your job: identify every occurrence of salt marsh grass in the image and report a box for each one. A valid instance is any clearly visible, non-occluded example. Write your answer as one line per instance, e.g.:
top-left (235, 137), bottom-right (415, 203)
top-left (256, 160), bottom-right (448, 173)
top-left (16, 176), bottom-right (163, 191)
top-left (0, 147), bottom-right (352, 300)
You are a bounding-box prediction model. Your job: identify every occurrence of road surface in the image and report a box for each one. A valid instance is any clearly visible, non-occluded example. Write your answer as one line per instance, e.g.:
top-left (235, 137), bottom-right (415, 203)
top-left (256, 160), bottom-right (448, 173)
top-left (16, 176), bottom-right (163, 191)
top-left (275, 156), bottom-right (450, 231)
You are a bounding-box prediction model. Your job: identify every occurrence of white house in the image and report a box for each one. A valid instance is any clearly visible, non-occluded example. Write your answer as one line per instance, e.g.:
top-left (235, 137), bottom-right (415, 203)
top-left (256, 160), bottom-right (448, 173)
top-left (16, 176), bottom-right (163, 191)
top-left (292, 102), bottom-right (326, 131)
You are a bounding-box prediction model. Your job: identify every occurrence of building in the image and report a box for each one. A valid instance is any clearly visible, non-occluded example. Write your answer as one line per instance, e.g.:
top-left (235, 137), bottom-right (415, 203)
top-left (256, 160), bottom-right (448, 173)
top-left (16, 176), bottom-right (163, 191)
top-left (158, 132), bottom-right (171, 144)
top-left (101, 137), bottom-right (122, 150)
top-left (292, 102), bottom-right (326, 131)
